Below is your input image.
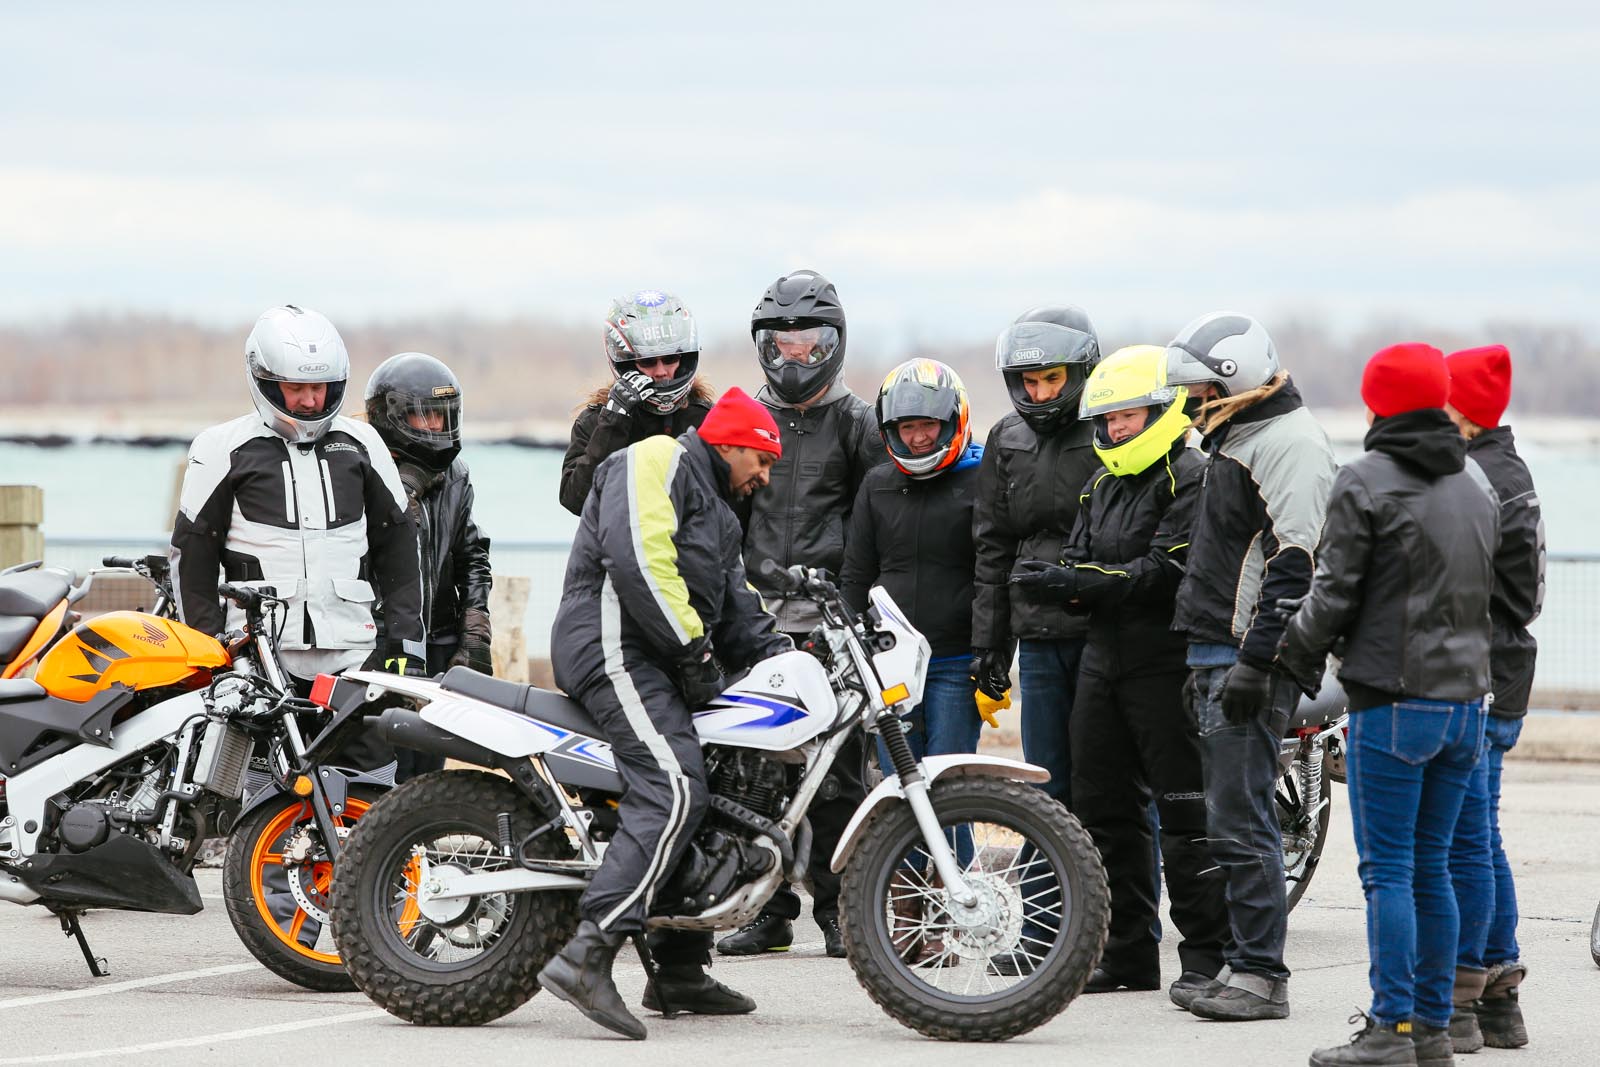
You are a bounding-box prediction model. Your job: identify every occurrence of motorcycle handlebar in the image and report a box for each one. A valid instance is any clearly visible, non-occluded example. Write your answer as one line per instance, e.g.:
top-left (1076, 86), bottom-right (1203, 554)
top-left (217, 583), bottom-right (277, 608)
top-left (756, 559), bottom-right (839, 600)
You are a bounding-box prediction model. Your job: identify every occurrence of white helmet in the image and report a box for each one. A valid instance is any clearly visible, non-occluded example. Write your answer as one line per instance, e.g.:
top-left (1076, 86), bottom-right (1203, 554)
top-left (1165, 311), bottom-right (1280, 397)
top-left (245, 305), bottom-right (350, 443)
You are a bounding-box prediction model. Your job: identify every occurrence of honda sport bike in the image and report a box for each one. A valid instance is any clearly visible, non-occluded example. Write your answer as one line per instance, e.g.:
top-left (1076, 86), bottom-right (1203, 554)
top-left (0, 564), bottom-right (385, 990)
top-left (326, 564), bottom-right (1110, 1041)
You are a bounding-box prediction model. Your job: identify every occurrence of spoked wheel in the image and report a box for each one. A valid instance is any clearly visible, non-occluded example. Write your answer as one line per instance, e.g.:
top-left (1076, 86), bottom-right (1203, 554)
top-left (1589, 899), bottom-right (1600, 968)
top-left (329, 770), bottom-right (582, 1025)
top-left (222, 784), bottom-right (383, 991)
top-left (1278, 747), bottom-right (1333, 911)
top-left (839, 776), bottom-right (1108, 1042)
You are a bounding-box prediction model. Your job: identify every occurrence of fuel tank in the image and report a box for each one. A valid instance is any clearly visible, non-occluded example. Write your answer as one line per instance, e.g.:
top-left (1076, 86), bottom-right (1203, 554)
top-left (33, 611), bottom-right (229, 703)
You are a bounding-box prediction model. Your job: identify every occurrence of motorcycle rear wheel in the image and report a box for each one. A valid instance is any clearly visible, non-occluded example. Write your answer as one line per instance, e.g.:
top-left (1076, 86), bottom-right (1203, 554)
top-left (1279, 752), bottom-right (1332, 911)
top-left (838, 776), bottom-right (1109, 1042)
top-left (329, 770), bottom-right (581, 1025)
top-left (222, 785), bottom-right (383, 991)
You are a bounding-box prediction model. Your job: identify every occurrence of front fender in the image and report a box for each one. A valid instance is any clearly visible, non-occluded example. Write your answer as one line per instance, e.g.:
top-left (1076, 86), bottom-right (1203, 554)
top-left (828, 754), bottom-right (1049, 874)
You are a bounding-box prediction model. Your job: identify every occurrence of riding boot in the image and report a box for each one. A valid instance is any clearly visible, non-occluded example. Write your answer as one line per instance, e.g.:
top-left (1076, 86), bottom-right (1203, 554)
top-left (1477, 961), bottom-right (1528, 1049)
top-left (914, 872), bottom-right (949, 967)
top-left (537, 920), bottom-right (647, 1040)
top-left (1448, 966), bottom-right (1487, 1053)
top-left (642, 962), bottom-right (757, 1015)
top-left (888, 869), bottom-right (926, 962)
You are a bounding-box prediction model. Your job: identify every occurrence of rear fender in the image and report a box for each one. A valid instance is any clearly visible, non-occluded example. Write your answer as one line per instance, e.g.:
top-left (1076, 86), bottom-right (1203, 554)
top-left (828, 754), bottom-right (1049, 874)
top-left (342, 669), bottom-right (582, 760)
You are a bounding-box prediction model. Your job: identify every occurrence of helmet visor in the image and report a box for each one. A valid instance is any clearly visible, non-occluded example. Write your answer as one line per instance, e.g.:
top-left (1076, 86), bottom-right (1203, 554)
top-left (382, 390), bottom-right (463, 448)
top-left (879, 378), bottom-right (961, 424)
top-left (755, 324), bottom-right (841, 369)
top-left (608, 313), bottom-right (698, 362)
top-left (995, 321), bottom-right (1098, 371)
top-left (1080, 383), bottom-right (1181, 420)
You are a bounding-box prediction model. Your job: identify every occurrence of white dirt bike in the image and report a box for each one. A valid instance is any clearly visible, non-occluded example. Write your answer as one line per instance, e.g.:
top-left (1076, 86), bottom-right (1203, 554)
top-left (324, 563), bottom-right (1109, 1041)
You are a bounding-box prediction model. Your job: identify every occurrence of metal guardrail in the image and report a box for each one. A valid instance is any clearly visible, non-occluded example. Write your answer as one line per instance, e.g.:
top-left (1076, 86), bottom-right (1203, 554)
top-left (37, 537), bottom-right (1600, 700)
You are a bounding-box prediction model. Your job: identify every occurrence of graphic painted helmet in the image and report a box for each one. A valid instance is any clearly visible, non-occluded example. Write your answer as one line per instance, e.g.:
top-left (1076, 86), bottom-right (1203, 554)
top-left (993, 304), bottom-right (1100, 434)
top-left (364, 352), bottom-right (463, 472)
top-left (1080, 345), bottom-right (1191, 477)
top-left (751, 269), bottom-right (847, 405)
top-left (1165, 311), bottom-right (1280, 399)
top-left (875, 358), bottom-right (972, 480)
top-left (244, 305), bottom-right (349, 444)
top-left (603, 290), bottom-right (700, 414)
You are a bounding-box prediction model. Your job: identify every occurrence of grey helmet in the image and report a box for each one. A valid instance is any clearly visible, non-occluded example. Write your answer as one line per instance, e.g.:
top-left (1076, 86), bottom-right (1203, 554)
top-left (1165, 312), bottom-right (1280, 398)
top-left (244, 305), bottom-right (350, 444)
top-left (994, 304), bottom-right (1100, 434)
top-left (752, 269), bottom-right (847, 405)
top-left (603, 289), bottom-right (700, 414)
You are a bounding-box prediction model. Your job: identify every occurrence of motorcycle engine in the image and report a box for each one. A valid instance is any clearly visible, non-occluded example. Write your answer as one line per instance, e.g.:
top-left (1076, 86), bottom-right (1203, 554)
top-left (652, 747), bottom-right (792, 917)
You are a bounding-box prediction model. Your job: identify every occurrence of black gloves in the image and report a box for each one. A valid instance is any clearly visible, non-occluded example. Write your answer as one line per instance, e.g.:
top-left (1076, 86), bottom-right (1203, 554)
top-left (447, 607), bottom-right (494, 673)
top-left (383, 653), bottom-right (428, 678)
top-left (605, 370), bottom-right (657, 416)
top-left (675, 636), bottom-right (726, 708)
top-left (1219, 660), bottom-right (1274, 724)
top-left (969, 647), bottom-right (1012, 701)
top-left (1009, 560), bottom-right (1079, 598)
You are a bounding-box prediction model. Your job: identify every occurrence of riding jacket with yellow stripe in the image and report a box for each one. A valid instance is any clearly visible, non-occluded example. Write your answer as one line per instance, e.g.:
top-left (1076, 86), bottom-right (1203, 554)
top-left (1063, 442), bottom-right (1204, 675)
top-left (552, 428), bottom-right (790, 689)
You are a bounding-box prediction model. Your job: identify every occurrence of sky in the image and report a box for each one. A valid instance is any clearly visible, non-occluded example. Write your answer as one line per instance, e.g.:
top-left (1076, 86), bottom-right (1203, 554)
top-left (2, 1), bottom-right (1596, 355)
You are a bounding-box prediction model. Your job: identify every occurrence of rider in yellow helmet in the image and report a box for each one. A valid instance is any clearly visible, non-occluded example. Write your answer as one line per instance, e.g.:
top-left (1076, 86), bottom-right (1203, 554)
top-left (1009, 344), bottom-right (1228, 999)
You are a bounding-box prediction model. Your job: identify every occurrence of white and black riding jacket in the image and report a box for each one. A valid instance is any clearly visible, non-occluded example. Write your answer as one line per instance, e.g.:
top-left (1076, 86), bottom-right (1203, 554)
top-left (170, 413), bottom-right (425, 676)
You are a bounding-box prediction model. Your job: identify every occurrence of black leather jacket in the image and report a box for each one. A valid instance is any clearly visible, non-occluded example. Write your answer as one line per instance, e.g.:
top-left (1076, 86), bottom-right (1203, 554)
top-left (1468, 427), bottom-right (1545, 718)
top-left (1278, 409), bottom-right (1501, 709)
top-left (559, 393), bottom-right (713, 515)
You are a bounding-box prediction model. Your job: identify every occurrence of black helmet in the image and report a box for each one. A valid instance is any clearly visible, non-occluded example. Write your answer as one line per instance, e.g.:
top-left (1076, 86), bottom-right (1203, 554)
top-left (751, 269), bottom-right (847, 405)
top-left (994, 304), bottom-right (1101, 434)
top-left (364, 352), bottom-right (463, 471)
top-left (603, 289), bottom-right (701, 414)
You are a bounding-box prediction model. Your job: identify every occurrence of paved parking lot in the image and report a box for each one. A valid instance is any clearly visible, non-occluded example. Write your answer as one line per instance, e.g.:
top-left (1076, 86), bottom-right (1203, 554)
top-left (4, 761), bottom-right (1599, 1066)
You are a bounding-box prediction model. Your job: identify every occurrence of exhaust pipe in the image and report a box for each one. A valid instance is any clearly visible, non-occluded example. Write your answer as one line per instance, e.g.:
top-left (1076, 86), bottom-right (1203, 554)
top-left (376, 707), bottom-right (499, 768)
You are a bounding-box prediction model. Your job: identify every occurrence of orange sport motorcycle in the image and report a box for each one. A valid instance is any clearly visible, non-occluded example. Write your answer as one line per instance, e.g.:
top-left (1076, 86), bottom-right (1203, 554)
top-left (0, 559), bottom-right (386, 990)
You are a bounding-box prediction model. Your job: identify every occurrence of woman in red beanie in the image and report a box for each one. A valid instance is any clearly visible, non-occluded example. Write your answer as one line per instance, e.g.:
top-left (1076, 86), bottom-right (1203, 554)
top-left (1444, 345), bottom-right (1543, 1051)
top-left (1276, 343), bottom-right (1502, 1067)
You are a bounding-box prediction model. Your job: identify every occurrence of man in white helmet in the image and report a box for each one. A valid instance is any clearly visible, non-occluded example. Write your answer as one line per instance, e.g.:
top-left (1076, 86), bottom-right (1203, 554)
top-left (170, 305), bottom-right (426, 689)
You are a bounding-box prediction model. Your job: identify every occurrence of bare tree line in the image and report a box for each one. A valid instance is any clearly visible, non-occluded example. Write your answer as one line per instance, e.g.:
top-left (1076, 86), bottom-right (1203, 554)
top-left (3, 313), bottom-right (1594, 428)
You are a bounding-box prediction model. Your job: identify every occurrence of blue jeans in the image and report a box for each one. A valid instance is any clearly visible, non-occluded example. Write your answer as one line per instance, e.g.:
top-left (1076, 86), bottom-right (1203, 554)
top-left (1347, 699), bottom-right (1486, 1028)
top-left (1018, 638), bottom-right (1083, 807)
top-left (1451, 715), bottom-right (1523, 969)
top-left (876, 657), bottom-right (982, 867)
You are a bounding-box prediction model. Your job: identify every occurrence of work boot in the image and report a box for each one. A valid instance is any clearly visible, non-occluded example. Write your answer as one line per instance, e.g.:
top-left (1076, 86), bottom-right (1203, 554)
top-left (1477, 961), bottom-right (1528, 1049)
top-left (820, 914), bottom-right (846, 958)
top-left (1189, 970), bottom-right (1290, 1021)
top-left (1308, 1013), bottom-right (1419, 1066)
top-left (887, 870), bottom-right (925, 962)
top-left (1082, 966), bottom-right (1161, 994)
top-left (641, 964), bottom-right (756, 1015)
top-left (1449, 966), bottom-right (1487, 1054)
top-left (537, 920), bottom-right (646, 1041)
top-left (715, 913), bottom-right (793, 956)
top-left (1410, 1020), bottom-right (1455, 1066)
top-left (1169, 967), bottom-right (1228, 1010)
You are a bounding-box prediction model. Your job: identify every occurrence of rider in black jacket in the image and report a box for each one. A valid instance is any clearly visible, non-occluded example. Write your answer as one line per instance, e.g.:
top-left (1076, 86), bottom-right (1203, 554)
top-left (1278, 343), bottom-right (1500, 1067)
top-left (365, 352), bottom-right (494, 781)
top-left (1009, 345), bottom-right (1227, 998)
top-left (559, 290), bottom-right (715, 516)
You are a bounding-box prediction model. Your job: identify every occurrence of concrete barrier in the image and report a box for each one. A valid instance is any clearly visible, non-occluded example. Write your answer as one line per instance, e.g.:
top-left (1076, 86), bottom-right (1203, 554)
top-left (0, 485), bottom-right (44, 569)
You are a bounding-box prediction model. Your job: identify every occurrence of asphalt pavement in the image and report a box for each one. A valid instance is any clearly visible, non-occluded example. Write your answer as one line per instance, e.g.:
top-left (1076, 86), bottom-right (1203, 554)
top-left (3, 760), bottom-right (1599, 1066)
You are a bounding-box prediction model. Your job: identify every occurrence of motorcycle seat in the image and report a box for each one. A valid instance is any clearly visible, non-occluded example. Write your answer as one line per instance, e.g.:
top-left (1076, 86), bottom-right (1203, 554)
top-left (0, 570), bottom-right (71, 620)
top-left (0, 617), bottom-right (38, 664)
top-left (439, 666), bottom-right (605, 739)
top-left (0, 678), bottom-right (47, 703)
top-left (1289, 674), bottom-right (1348, 731)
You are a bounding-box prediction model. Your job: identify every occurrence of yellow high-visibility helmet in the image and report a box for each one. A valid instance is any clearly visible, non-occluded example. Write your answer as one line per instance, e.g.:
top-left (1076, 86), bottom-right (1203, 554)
top-left (1079, 345), bottom-right (1191, 476)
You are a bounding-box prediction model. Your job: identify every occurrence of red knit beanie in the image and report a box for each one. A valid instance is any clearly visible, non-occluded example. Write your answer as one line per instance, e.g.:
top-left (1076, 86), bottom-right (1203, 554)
top-left (697, 387), bottom-right (783, 456)
top-left (1445, 345), bottom-right (1512, 429)
top-left (1361, 343), bottom-right (1449, 417)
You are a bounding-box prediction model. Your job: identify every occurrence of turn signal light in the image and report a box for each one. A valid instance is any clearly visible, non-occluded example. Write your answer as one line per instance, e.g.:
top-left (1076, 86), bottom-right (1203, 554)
top-left (292, 775), bottom-right (315, 797)
top-left (881, 683), bottom-right (910, 706)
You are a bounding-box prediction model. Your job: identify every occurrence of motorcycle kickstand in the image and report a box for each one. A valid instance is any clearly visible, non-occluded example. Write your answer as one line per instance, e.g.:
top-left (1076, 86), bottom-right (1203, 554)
top-left (56, 909), bottom-right (109, 977)
top-left (632, 933), bottom-right (676, 1018)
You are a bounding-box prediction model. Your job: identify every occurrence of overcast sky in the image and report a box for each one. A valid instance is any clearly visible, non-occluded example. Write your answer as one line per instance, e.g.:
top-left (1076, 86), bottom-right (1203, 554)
top-left (2, 1), bottom-right (1596, 353)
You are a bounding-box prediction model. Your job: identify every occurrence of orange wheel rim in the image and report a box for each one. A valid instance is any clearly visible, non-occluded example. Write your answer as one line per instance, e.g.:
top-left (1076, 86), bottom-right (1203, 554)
top-left (397, 855), bottom-right (423, 938)
top-left (247, 795), bottom-right (372, 965)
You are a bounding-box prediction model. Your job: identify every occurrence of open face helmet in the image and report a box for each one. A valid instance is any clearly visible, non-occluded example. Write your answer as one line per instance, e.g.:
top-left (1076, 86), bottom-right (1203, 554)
top-left (603, 290), bottom-right (700, 414)
top-left (1080, 344), bottom-right (1191, 477)
top-left (875, 358), bottom-right (971, 479)
top-left (1165, 311), bottom-right (1279, 400)
top-left (364, 352), bottom-right (463, 471)
top-left (245, 305), bottom-right (349, 444)
top-left (752, 269), bottom-right (847, 405)
top-left (993, 305), bottom-right (1100, 434)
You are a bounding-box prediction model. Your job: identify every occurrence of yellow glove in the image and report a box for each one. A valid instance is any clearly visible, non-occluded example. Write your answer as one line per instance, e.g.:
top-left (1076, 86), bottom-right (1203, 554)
top-left (976, 688), bottom-right (1012, 729)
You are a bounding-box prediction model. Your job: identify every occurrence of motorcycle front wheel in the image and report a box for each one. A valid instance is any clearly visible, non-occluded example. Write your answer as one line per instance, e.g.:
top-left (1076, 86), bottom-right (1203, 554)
top-left (1590, 899), bottom-right (1600, 967)
top-left (838, 776), bottom-right (1109, 1042)
top-left (222, 784), bottom-right (384, 991)
top-left (329, 770), bottom-right (582, 1025)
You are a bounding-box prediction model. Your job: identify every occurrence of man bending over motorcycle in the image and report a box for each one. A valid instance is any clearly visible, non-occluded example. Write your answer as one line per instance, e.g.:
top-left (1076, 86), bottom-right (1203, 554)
top-left (538, 386), bottom-right (792, 1040)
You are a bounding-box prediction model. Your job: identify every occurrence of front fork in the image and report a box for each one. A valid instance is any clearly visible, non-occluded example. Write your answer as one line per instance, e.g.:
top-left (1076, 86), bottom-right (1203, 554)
top-left (880, 716), bottom-right (978, 908)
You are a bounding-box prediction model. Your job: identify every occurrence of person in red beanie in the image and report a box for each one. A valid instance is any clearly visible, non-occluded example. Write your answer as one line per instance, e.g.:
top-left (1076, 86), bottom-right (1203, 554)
top-left (1276, 343), bottom-right (1502, 1067)
top-left (1444, 344), bottom-right (1543, 1052)
top-left (539, 386), bottom-right (790, 1040)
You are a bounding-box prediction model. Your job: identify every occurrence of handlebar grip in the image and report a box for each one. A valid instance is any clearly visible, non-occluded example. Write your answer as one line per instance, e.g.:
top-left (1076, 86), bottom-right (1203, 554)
top-left (103, 556), bottom-right (138, 568)
top-left (217, 583), bottom-right (276, 604)
top-left (756, 558), bottom-right (800, 592)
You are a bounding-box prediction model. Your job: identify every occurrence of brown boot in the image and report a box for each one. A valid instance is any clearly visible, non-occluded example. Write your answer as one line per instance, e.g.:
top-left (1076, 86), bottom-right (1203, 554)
top-left (888, 870), bottom-right (925, 962)
top-left (914, 872), bottom-right (948, 967)
top-left (1478, 961), bottom-right (1528, 1049)
top-left (1450, 965), bottom-right (1487, 1053)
